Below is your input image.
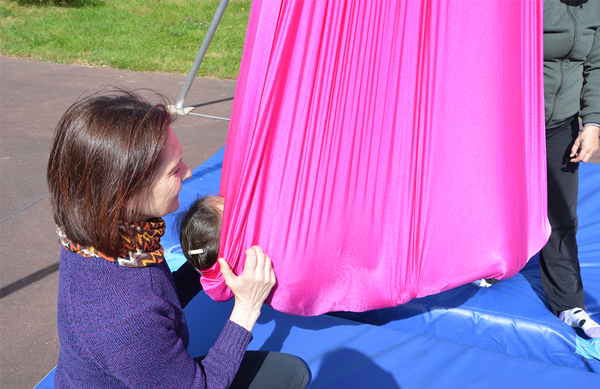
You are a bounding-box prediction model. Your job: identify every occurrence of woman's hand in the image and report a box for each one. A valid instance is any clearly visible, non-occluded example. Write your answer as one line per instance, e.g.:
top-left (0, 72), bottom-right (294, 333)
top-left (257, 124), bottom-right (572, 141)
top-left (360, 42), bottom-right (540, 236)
top-left (570, 125), bottom-right (600, 163)
top-left (220, 246), bottom-right (276, 331)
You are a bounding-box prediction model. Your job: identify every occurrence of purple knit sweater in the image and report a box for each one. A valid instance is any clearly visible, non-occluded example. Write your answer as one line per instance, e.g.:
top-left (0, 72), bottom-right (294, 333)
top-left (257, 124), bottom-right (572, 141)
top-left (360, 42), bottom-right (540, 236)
top-left (55, 248), bottom-right (252, 388)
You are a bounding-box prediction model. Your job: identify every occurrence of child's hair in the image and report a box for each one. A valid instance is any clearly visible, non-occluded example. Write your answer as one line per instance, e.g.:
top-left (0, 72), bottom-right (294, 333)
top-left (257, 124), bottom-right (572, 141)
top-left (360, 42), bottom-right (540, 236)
top-left (177, 195), bottom-right (223, 272)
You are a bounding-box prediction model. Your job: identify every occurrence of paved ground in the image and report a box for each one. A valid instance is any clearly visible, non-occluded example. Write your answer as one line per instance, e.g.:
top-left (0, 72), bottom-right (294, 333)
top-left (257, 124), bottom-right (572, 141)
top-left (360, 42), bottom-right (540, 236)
top-left (1, 56), bottom-right (599, 389)
top-left (0, 56), bottom-right (237, 388)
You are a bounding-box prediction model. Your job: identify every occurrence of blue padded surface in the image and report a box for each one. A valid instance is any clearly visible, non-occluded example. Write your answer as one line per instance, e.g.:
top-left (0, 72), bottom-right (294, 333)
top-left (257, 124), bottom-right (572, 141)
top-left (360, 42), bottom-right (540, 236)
top-left (183, 291), bottom-right (600, 388)
top-left (332, 162), bottom-right (600, 373)
top-left (34, 296), bottom-right (600, 388)
top-left (36, 155), bottom-right (600, 388)
top-left (331, 256), bottom-right (600, 372)
top-left (34, 369), bottom-right (55, 389)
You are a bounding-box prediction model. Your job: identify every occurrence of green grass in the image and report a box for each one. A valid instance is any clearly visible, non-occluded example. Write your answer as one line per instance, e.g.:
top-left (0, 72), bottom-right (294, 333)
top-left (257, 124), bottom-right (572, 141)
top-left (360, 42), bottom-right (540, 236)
top-left (0, 0), bottom-right (251, 79)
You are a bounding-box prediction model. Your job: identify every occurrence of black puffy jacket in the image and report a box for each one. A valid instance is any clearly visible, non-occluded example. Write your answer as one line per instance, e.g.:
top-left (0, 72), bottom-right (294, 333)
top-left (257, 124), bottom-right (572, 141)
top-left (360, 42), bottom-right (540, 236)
top-left (543, 0), bottom-right (600, 128)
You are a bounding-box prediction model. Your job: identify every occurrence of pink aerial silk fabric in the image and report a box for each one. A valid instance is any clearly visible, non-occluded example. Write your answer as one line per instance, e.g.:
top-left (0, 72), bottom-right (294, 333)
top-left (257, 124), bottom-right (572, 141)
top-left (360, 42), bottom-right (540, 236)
top-left (200, 0), bottom-right (549, 316)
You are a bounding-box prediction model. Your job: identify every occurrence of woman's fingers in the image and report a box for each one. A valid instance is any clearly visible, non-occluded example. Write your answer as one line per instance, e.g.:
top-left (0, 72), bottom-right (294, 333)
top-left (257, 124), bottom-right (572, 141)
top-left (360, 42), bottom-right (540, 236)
top-left (243, 246), bottom-right (273, 281)
top-left (222, 246), bottom-right (276, 331)
top-left (270, 267), bottom-right (277, 287)
top-left (571, 125), bottom-right (600, 163)
top-left (570, 137), bottom-right (582, 159)
top-left (246, 245), bottom-right (266, 275)
top-left (243, 246), bottom-right (258, 275)
top-left (221, 246), bottom-right (276, 302)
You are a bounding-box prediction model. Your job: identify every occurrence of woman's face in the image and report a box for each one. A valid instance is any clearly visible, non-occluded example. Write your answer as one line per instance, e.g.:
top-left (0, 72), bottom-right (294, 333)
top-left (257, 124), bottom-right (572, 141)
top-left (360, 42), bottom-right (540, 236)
top-left (133, 127), bottom-right (192, 221)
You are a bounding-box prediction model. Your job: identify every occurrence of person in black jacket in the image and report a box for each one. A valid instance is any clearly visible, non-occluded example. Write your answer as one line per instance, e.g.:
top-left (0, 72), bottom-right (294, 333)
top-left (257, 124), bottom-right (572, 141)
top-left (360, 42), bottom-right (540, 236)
top-left (542, 0), bottom-right (600, 338)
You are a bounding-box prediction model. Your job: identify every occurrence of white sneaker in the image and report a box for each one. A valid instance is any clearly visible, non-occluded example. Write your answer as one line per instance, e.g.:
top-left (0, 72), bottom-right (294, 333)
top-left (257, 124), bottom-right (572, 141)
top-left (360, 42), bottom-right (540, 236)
top-left (559, 307), bottom-right (600, 339)
top-left (471, 278), bottom-right (500, 288)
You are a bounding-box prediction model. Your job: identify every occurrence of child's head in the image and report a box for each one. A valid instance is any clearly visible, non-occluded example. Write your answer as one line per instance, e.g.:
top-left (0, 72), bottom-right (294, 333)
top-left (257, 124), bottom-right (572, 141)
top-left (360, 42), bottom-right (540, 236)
top-left (177, 195), bottom-right (225, 272)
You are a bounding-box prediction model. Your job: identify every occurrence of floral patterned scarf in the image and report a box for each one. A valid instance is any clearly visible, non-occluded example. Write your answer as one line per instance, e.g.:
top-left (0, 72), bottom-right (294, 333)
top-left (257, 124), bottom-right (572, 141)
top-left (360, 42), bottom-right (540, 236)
top-left (57, 218), bottom-right (165, 267)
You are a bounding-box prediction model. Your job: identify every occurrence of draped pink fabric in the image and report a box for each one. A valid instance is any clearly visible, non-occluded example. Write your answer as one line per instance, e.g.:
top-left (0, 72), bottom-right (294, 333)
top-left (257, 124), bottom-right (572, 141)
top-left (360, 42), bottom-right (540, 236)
top-left (200, 0), bottom-right (549, 316)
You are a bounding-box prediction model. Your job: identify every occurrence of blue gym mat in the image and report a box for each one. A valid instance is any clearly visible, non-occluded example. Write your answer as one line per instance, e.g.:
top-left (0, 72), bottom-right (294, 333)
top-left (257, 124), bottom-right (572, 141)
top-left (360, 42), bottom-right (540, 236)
top-left (331, 162), bottom-right (600, 373)
top-left (35, 149), bottom-right (600, 387)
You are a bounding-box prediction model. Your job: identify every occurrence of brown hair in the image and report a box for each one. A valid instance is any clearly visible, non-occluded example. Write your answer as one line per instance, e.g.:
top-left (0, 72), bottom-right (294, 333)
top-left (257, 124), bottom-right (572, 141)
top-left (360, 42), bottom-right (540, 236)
top-left (176, 196), bottom-right (223, 271)
top-left (47, 88), bottom-right (174, 257)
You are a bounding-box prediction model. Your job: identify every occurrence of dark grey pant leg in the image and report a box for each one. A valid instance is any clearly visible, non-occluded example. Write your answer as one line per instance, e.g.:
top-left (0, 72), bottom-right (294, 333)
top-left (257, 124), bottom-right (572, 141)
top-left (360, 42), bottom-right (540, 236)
top-left (540, 115), bottom-right (586, 315)
top-left (196, 351), bottom-right (310, 389)
top-left (230, 351), bottom-right (310, 389)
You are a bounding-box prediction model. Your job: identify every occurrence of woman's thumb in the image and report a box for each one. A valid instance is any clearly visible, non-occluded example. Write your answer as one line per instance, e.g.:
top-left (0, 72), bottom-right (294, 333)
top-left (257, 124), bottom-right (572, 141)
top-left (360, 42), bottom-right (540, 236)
top-left (219, 258), bottom-right (234, 281)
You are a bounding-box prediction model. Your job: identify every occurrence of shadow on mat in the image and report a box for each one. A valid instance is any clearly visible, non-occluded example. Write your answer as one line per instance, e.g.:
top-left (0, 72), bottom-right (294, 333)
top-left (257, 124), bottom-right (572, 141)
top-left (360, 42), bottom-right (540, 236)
top-left (255, 305), bottom-right (362, 353)
top-left (309, 348), bottom-right (400, 389)
top-left (328, 283), bottom-right (478, 326)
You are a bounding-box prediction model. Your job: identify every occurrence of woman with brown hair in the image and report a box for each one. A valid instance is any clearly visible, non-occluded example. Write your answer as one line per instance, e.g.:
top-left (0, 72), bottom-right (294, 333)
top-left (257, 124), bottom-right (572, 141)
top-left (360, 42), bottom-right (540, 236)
top-left (47, 88), bottom-right (310, 388)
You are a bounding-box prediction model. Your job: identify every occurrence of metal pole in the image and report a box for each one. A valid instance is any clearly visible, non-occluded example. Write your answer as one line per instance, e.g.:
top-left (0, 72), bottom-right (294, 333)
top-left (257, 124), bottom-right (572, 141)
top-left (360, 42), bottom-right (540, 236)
top-left (174, 0), bottom-right (230, 113)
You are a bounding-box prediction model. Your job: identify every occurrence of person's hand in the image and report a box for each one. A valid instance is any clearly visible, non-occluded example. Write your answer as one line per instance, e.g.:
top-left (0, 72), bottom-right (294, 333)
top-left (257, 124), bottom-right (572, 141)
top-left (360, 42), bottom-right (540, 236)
top-left (570, 125), bottom-right (600, 163)
top-left (220, 245), bottom-right (276, 331)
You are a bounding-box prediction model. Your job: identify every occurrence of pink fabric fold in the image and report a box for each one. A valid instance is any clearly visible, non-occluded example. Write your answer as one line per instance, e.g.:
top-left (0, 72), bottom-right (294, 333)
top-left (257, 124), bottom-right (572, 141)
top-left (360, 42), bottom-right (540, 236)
top-left (200, 0), bottom-right (550, 316)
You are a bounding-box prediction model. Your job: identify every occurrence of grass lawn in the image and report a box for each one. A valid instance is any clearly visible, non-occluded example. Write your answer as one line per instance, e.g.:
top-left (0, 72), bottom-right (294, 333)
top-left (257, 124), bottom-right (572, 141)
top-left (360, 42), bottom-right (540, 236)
top-left (0, 0), bottom-right (251, 79)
